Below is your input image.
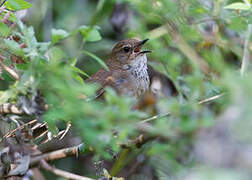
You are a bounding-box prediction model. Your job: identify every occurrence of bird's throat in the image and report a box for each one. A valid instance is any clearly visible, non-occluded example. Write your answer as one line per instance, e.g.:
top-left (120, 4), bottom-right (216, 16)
top-left (130, 54), bottom-right (150, 97)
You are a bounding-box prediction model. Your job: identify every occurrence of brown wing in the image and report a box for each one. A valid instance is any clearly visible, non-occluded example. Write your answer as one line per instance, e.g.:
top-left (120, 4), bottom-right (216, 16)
top-left (85, 68), bottom-right (113, 99)
top-left (85, 68), bottom-right (111, 84)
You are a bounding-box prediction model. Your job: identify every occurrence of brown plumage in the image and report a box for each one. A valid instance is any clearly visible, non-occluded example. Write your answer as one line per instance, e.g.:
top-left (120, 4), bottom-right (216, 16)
top-left (86, 39), bottom-right (151, 98)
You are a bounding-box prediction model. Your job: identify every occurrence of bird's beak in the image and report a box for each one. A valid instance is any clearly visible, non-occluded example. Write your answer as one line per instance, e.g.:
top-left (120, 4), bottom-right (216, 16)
top-left (134, 39), bottom-right (152, 54)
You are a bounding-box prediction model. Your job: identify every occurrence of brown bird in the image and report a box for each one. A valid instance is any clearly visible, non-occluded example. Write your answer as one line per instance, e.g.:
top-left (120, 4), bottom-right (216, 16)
top-left (86, 38), bottom-right (151, 98)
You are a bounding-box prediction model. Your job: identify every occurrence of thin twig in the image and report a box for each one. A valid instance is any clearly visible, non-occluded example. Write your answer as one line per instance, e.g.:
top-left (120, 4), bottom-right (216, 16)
top-left (0, 0), bottom-right (6, 7)
top-left (30, 144), bottom-right (84, 167)
top-left (40, 160), bottom-right (94, 180)
top-left (139, 112), bottom-right (171, 124)
top-left (2, 119), bottom-right (37, 139)
top-left (198, 93), bottom-right (225, 104)
top-left (59, 121), bottom-right (71, 140)
top-left (240, 24), bottom-right (252, 76)
top-left (0, 54), bottom-right (19, 80)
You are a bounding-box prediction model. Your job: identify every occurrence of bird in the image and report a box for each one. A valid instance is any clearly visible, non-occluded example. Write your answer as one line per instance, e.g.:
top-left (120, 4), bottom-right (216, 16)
top-left (86, 38), bottom-right (151, 98)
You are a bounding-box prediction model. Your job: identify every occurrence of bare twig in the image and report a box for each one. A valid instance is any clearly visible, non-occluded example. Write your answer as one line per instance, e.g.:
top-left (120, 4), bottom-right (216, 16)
top-left (0, 103), bottom-right (24, 115)
top-left (2, 119), bottom-right (37, 139)
top-left (30, 143), bottom-right (84, 167)
top-left (138, 93), bottom-right (224, 125)
top-left (198, 93), bottom-right (225, 104)
top-left (0, 0), bottom-right (7, 7)
top-left (0, 54), bottom-right (19, 80)
top-left (40, 160), bottom-right (94, 180)
top-left (139, 112), bottom-right (171, 124)
top-left (59, 121), bottom-right (71, 140)
top-left (240, 24), bottom-right (252, 76)
top-left (118, 134), bottom-right (158, 149)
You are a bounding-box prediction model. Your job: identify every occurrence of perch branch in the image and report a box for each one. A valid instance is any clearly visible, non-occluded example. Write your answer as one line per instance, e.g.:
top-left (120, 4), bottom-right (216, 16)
top-left (30, 143), bottom-right (84, 167)
top-left (139, 112), bottom-right (171, 124)
top-left (198, 93), bottom-right (225, 104)
top-left (40, 160), bottom-right (94, 180)
top-left (118, 134), bottom-right (158, 149)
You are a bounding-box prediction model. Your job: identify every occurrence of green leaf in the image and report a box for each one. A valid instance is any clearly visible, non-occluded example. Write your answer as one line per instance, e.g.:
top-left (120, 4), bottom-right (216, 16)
top-left (49, 47), bottom-right (66, 61)
top-left (79, 26), bottom-right (102, 42)
top-left (5, 0), bottom-right (32, 10)
top-left (15, 63), bottom-right (28, 70)
top-left (71, 66), bottom-right (90, 77)
top-left (74, 74), bottom-right (85, 85)
top-left (224, 2), bottom-right (250, 10)
top-left (82, 50), bottom-right (109, 71)
top-left (51, 29), bottom-right (69, 45)
top-left (4, 39), bottom-right (25, 57)
top-left (0, 22), bottom-right (10, 37)
top-left (1, 70), bottom-right (15, 81)
top-left (70, 58), bottom-right (78, 66)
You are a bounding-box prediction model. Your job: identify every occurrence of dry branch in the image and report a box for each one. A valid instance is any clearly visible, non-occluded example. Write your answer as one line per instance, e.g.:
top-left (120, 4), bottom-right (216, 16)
top-left (40, 160), bottom-right (94, 180)
top-left (2, 119), bottom-right (37, 139)
top-left (30, 143), bottom-right (84, 167)
top-left (198, 93), bottom-right (225, 104)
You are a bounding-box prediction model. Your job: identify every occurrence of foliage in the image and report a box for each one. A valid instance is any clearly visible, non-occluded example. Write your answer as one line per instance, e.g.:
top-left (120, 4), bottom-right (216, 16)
top-left (0, 0), bottom-right (252, 179)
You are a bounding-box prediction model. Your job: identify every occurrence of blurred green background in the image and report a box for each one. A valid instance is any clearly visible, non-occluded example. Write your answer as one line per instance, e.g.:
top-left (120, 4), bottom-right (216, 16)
top-left (1, 0), bottom-right (252, 179)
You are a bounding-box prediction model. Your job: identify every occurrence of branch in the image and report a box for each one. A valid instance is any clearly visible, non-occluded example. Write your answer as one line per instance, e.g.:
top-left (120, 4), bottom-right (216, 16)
top-left (198, 93), bottom-right (225, 104)
top-left (240, 24), bottom-right (252, 76)
top-left (2, 119), bottom-right (37, 139)
top-left (166, 21), bottom-right (211, 74)
top-left (0, 103), bottom-right (24, 115)
top-left (30, 143), bottom-right (85, 167)
top-left (139, 112), bottom-right (171, 124)
top-left (0, 54), bottom-right (19, 80)
top-left (40, 160), bottom-right (94, 180)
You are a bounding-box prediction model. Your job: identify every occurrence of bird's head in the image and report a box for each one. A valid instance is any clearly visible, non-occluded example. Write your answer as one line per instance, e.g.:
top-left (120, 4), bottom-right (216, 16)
top-left (111, 39), bottom-right (151, 70)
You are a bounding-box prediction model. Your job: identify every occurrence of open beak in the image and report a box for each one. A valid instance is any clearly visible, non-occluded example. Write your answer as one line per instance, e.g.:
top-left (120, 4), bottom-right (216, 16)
top-left (134, 39), bottom-right (152, 54)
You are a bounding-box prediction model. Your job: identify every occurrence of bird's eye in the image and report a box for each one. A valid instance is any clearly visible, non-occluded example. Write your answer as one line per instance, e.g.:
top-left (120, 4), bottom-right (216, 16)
top-left (123, 46), bottom-right (130, 53)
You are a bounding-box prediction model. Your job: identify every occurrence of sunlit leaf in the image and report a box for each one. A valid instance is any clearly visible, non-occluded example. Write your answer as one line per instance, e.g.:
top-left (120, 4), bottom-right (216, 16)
top-left (5, 0), bottom-right (32, 10)
top-left (224, 2), bottom-right (250, 10)
top-left (51, 29), bottom-right (69, 45)
top-left (74, 74), bottom-right (85, 85)
top-left (0, 22), bottom-right (10, 37)
top-left (4, 39), bottom-right (24, 57)
top-left (79, 25), bottom-right (102, 42)
top-left (71, 66), bottom-right (90, 77)
top-left (49, 47), bottom-right (66, 61)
